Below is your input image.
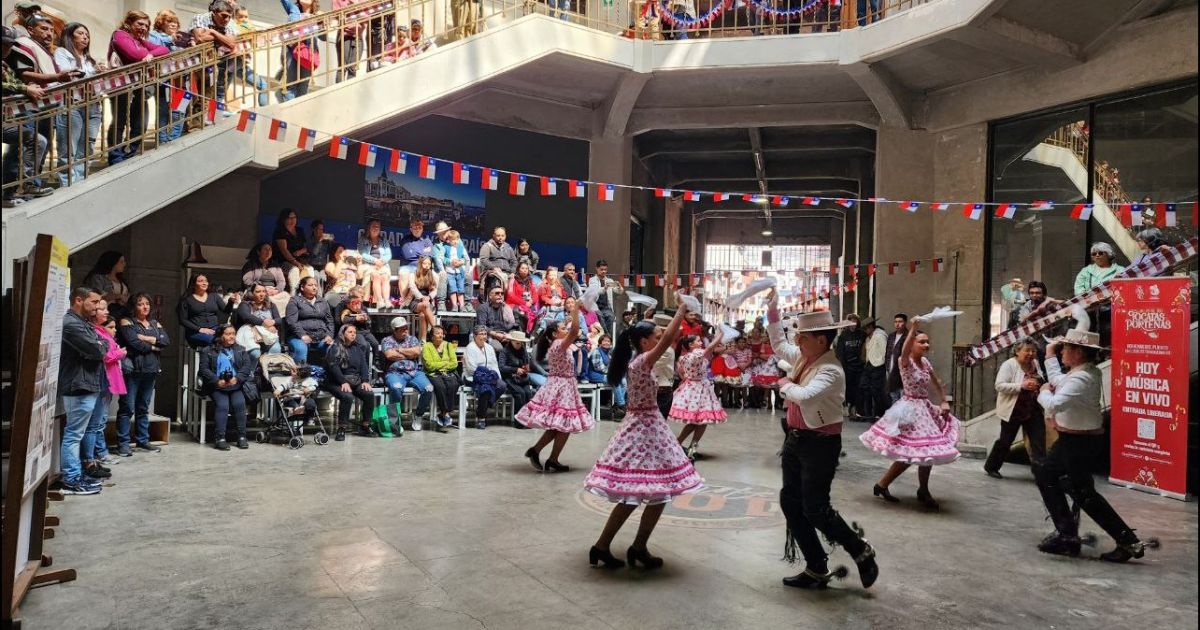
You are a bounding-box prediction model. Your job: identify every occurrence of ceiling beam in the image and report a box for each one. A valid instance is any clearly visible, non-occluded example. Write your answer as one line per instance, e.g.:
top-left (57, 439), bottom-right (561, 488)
top-left (843, 62), bottom-right (915, 129)
top-left (1081, 0), bottom-right (1176, 57)
top-left (947, 16), bottom-right (1083, 71)
top-left (597, 73), bottom-right (651, 139)
top-left (626, 102), bottom-right (881, 135)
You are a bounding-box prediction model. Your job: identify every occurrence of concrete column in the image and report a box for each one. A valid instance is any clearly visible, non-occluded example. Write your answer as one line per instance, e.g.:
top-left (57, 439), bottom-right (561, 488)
top-left (662, 197), bottom-right (681, 308)
top-left (586, 135), bottom-right (633, 275)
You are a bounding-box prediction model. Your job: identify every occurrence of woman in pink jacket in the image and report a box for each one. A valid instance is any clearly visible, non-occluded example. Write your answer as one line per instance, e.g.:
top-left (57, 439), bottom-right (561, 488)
top-left (106, 10), bottom-right (171, 165)
top-left (83, 299), bottom-right (128, 480)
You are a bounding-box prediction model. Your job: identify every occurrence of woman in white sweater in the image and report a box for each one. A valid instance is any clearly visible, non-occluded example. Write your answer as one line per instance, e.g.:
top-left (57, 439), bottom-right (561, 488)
top-left (464, 326), bottom-right (503, 429)
top-left (983, 338), bottom-right (1046, 478)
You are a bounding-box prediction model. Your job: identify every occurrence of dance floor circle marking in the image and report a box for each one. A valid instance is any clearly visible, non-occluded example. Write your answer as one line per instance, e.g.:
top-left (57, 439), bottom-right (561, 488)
top-left (577, 480), bottom-right (784, 530)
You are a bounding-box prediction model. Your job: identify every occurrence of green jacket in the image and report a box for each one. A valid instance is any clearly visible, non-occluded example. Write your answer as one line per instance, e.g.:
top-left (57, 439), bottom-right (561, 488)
top-left (422, 341), bottom-right (458, 374)
top-left (1073, 263), bottom-right (1124, 295)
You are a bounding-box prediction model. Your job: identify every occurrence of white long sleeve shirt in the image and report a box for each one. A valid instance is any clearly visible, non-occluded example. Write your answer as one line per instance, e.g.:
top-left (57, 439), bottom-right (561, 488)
top-left (863, 328), bottom-right (887, 367)
top-left (1037, 357), bottom-right (1103, 432)
top-left (463, 342), bottom-right (500, 380)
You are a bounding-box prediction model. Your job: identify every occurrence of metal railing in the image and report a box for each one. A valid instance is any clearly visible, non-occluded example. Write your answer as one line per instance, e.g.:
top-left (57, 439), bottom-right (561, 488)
top-left (1, 0), bottom-right (924, 203)
top-left (1042, 122), bottom-right (1133, 208)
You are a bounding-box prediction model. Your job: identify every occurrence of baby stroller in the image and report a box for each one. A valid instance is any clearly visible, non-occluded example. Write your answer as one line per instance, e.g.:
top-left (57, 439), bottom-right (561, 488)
top-left (256, 353), bottom-right (330, 448)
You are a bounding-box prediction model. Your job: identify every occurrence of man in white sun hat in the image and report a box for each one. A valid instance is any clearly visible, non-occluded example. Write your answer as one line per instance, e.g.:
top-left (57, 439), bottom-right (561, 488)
top-left (1034, 327), bottom-right (1153, 563)
top-left (766, 289), bottom-right (879, 591)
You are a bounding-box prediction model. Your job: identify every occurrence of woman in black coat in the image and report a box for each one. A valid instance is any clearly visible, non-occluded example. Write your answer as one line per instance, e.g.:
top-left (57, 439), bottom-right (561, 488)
top-left (323, 324), bottom-right (377, 440)
top-left (198, 325), bottom-right (258, 450)
top-left (498, 335), bottom-right (536, 418)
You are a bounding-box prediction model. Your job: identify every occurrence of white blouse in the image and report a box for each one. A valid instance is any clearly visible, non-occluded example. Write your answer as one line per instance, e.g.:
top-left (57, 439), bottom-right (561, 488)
top-left (463, 342), bottom-right (500, 380)
top-left (1037, 357), bottom-right (1103, 432)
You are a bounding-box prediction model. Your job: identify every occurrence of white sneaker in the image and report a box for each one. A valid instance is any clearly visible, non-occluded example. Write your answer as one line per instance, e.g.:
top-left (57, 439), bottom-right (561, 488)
top-left (411, 417), bottom-right (423, 431)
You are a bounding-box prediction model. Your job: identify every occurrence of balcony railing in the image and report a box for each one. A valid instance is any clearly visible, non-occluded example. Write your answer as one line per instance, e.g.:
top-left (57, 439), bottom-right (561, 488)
top-left (1, 0), bottom-right (926, 203)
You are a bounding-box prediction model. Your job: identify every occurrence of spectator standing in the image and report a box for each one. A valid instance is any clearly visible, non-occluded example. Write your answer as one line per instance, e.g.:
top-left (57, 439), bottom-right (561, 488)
top-left (278, 0), bottom-right (319, 101)
top-left (1132, 228), bottom-right (1168, 267)
top-left (452, 0), bottom-right (482, 38)
top-left (397, 218), bottom-right (433, 299)
top-left (177, 273), bottom-right (237, 347)
top-left (235, 284), bottom-right (283, 359)
top-left (198, 324), bottom-right (256, 450)
top-left (58, 288), bottom-right (108, 495)
top-left (230, 7), bottom-right (270, 107)
top-left (189, 0), bottom-right (239, 115)
top-left (272, 209), bottom-right (315, 293)
top-left (331, 0), bottom-right (363, 82)
top-left (381, 317), bottom-right (431, 432)
top-left (883, 313), bottom-right (908, 403)
top-left (2, 25), bottom-right (51, 207)
top-left (835, 314), bottom-right (865, 416)
top-left (241, 242), bottom-right (287, 294)
top-left (476, 286), bottom-right (518, 351)
top-left (651, 313), bottom-right (676, 417)
top-left (82, 302), bottom-right (125, 480)
top-left (983, 338), bottom-right (1046, 479)
top-left (8, 2), bottom-right (41, 38)
top-left (587, 259), bottom-right (623, 336)
top-left (53, 23), bottom-right (103, 186)
top-left (149, 11), bottom-right (186, 144)
top-left (464, 325), bottom-right (501, 429)
top-left (408, 19), bottom-right (437, 54)
top-left (12, 13), bottom-right (78, 185)
top-left (1073, 242), bottom-right (1124, 295)
top-left (357, 218), bottom-right (393, 308)
top-left (117, 293), bottom-right (169, 455)
top-left (478, 227), bottom-right (516, 294)
top-left (422, 325), bottom-right (460, 432)
top-left (106, 11), bottom-right (170, 165)
top-left (560, 261), bottom-right (583, 300)
top-left (857, 317), bottom-right (888, 421)
top-left (83, 251), bottom-right (131, 320)
top-left (439, 229), bottom-right (469, 312)
top-left (382, 23), bottom-right (415, 63)
top-left (1000, 277), bottom-right (1026, 328)
top-left (285, 276), bottom-right (335, 363)
top-left (324, 323), bottom-right (378, 438)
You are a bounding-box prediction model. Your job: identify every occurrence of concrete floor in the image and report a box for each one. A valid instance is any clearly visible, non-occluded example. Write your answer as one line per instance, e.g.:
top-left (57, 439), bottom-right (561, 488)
top-left (20, 409), bottom-right (1199, 630)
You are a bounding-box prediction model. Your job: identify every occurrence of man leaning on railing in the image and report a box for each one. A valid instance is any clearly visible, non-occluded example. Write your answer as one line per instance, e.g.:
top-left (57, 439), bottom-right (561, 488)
top-left (2, 25), bottom-right (54, 207)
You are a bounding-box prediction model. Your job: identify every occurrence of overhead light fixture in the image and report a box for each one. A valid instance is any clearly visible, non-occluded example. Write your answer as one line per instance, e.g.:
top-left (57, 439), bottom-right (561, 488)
top-left (761, 228), bottom-right (773, 236)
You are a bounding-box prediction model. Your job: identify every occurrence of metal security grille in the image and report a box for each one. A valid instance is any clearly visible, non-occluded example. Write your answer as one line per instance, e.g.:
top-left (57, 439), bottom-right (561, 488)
top-left (702, 244), bottom-right (833, 318)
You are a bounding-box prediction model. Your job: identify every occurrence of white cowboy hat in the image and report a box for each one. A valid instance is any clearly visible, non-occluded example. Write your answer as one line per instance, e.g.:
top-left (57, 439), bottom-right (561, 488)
top-left (1048, 328), bottom-right (1106, 351)
top-left (505, 330), bottom-right (530, 344)
top-left (652, 313), bottom-right (673, 327)
top-left (781, 311), bottom-right (857, 336)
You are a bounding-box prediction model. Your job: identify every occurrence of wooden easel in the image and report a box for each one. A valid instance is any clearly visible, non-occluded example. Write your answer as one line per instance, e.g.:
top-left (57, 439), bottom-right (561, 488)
top-left (2, 235), bottom-right (77, 629)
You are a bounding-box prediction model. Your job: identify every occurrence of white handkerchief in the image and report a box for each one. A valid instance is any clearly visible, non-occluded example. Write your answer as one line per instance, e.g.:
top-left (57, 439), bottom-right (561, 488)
top-left (677, 293), bottom-right (702, 313)
top-left (624, 290), bottom-right (657, 309)
top-left (721, 323), bottom-right (741, 340)
top-left (915, 305), bottom-right (963, 322)
top-left (725, 277), bottom-right (777, 311)
top-left (580, 284), bottom-right (603, 312)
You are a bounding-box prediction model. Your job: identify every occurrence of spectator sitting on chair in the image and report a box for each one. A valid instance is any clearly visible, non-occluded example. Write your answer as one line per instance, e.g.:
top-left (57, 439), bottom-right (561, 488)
top-left (538, 266), bottom-right (566, 317)
top-left (422, 325), bottom-right (460, 432)
top-left (306, 219), bottom-right (334, 272)
top-left (83, 251), bottom-right (131, 320)
top-left (357, 218), bottom-right (393, 309)
top-left (273, 209), bottom-right (315, 293)
top-left (397, 218), bottom-right (433, 299)
top-left (117, 293), bottom-right (169, 456)
top-left (285, 276), bottom-right (335, 363)
top-left (478, 226), bottom-right (516, 294)
top-left (498, 330), bottom-right (536, 417)
top-left (1074, 242), bottom-right (1124, 296)
top-left (560, 262), bottom-right (583, 300)
top-left (323, 324), bottom-right (377, 440)
top-left (58, 287), bottom-right (108, 495)
top-left (587, 333), bottom-right (626, 415)
top-left (516, 239), bottom-right (540, 281)
top-left (339, 289), bottom-right (380, 350)
top-left (324, 243), bottom-right (362, 307)
top-left (242, 242), bottom-right (287, 294)
top-left (507, 261), bottom-right (538, 334)
top-left (177, 273), bottom-right (237, 347)
top-left (235, 283), bottom-right (283, 359)
top-left (476, 286), bottom-right (518, 351)
top-left (405, 255), bottom-right (439, 341)
top-left (381, 317), bottom-right (432, 432)
top-left (464, 325), bottom-right (502, 429)
top-left (199, 324), bottom-right (256, 451)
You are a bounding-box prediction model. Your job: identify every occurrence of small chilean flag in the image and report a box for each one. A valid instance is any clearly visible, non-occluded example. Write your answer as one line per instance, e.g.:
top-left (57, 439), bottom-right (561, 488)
top-left (684, 190), bottom-right (701, 202)
top-left (867, 264), bottom-right (877, 277)
top-left (887, 262), bottom-right (898, 275)
top-left (329, 136), bottom-right (349, 160)
top-left (772, 195), bottom-right (789, 206)
top-left (453, 162), bottom-right (470, 185)
top-left (539, 176), bottom-right (556, 196)
top-left (1070, 203), bottom-right (1093, 220)
top-left (655, 275), bottom-right (666, 287)
top-left (932, 257), bottom-right (943, 272)
top-left (1030, 200), bottom-right (1054, 210)
top-left (205, 100), bottom-right (222, 123)
top-left (568, 179), bottom-right (585, 197)
top-left (802, 196), bottom-right (821, 206)
top-left (598, 184), bottom-right (615, 201)
top-left (268, 119), bottom-right (288, 142)
top-left (236, 110), bottom-right (256, 133)
top-left (673, 275), bottom-right (683, 288)
top-left (635, 275), bottom-right (647, 288)
top-left (964, 203), bottom-right (984, 220)
top-left (508, 173), bottom-right (527, 196)
top-left (482, 168), bottom-right (498, 190)
top-left (1157, 203), bottom-right (1176, 227)
top-left (389, 150), bottom-right (408, 174)
top-left (931, 202), bottom-right (950, 211)
top-left (899, 201), bottom-right (920, 212)
top-left (169, 87), bottom-right (191, 113)
top-left (909, 260), bottom-right (920, 273)
top-left (419, 156), bottom-right (436, 179)
top-left (655, 188), bottom-right (671, 198)
top-left (995, 204), bottom-right (1018, 219)
top-left (713, 192), bottom-right (730, 202)
top-left (297, 127), bottom-right (317, 151)
top-left (357, 143), bottom-right (377, 167)
top-left (836, 198), bottom-right (855, 208)
top-left (1129, 203), bottom-right (1144, 226)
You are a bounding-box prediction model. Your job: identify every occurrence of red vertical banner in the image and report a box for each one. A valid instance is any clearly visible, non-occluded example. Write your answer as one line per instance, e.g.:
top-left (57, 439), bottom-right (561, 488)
top-left (1108, 277), bottom-right (1191, 499)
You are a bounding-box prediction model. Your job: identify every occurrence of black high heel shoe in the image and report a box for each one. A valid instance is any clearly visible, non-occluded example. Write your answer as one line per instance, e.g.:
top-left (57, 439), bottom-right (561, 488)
top-left (588, 546), bottom-right (625, 569)
top-left (916, 488), bottom-right (940, 511)
top-left (525, 448), bottom-right (543, 472)
top-left (544, 460), bottom-right (570, 473)
top-left (626, 545), bottom-right (664, 569)
top-left (873, 484), bottom-right (900, 503)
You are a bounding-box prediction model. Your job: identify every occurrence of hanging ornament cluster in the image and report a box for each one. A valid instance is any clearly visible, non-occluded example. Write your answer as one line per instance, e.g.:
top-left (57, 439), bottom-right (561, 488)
top-left (745, 0), bottom-right (829, 20)
top-left (651, 0), bottom-right (733, 30)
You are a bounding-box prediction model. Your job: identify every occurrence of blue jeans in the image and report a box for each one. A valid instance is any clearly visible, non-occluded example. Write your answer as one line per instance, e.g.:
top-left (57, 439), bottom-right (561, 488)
top-left (80, 393), bottom-right (111, 463)
top-left (118, 373), bottom-right (157, 447)
top-left (385, 371), bottom-right (433, 415)
top-left (446, 272), bottom-right (466, 295)
top-left (857, 0), bottom-right (880, 26)
top-left (247, 341), bottom-right (282, 361)
top-left (548, 0), bottom-right (571, 18)
top-left (288, 337), bottom-right (330, 363)
top-left (54, 104), bottom-right (101, 187)
top-left (155, 83), bottom-right (184, 145)
top-left (233, 57), bottom-right (270, 107)
top-left (61, 394), bottom-right (99, 484)
top-left (2, 119), bottom-right (47, 194)
top-left (188, 332), bottom-right (215, 347)
top-left (212, 387), bottom-right (248, 439)
top-left (278, 46), bottom-right (312, 102)
top-left (529, 372), bottom-right (547, 388)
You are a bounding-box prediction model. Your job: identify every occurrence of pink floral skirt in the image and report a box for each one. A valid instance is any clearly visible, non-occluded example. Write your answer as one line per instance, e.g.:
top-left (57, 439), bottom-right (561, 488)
top-left (859, 396), bottom-right (960, 465)
top-left (668, 380), bottom-right (727, 425)
top-left (585, 408), bottom-right (704, 504)
top-left (515, 376), bottom-right (594, 433)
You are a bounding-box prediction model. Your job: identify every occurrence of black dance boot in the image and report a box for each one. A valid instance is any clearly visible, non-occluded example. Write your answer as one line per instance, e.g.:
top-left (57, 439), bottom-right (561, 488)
top-left (1037, 532), bottom-right (1082, 557)
top-left (783, 566), bottom-right (847, 589)
top-left (525, 447), bottom-right (543, 471)
top-left (588, 546), bottom-right (625, 569)
top-left (1100, 530), bottom-right (1151, 563)
top-left (854, 542), bottom-right (879, 589)
top-left (627, 545), bottom-right (664, 569)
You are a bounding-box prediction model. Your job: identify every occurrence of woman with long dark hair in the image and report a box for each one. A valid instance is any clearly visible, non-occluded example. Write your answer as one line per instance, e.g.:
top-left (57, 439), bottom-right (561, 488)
top-left (241, 242), bottom-right (286, 294)
top-left (118, 293), bottom-right (169, 455)
top-left (176, 273), bottom-right (237, 347)
top-left (506, 261), bottom-right (538, 333)
top-left (583, 298), bottom-right (703, 569)
top-left (54, 22), bottom-right (103, 186)
top-left (273, 209), bottom-right (316, 292)
top-left (198, 324), bottom-right (256, 450)
top-left (85, 251), bottom-right (131, 319)
top-left (323, 323), bottom-right (377, 440)
top-left (406, 255), bottom-right (439, 340)
top-left (515, 299), bottom-right (593, 472)
top-left (669, 327), bottom-right (727, 460)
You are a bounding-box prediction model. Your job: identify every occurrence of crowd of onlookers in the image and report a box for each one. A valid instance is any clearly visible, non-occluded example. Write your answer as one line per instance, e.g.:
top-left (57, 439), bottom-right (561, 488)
top-left (2, 0), bottom-right (440, 208)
